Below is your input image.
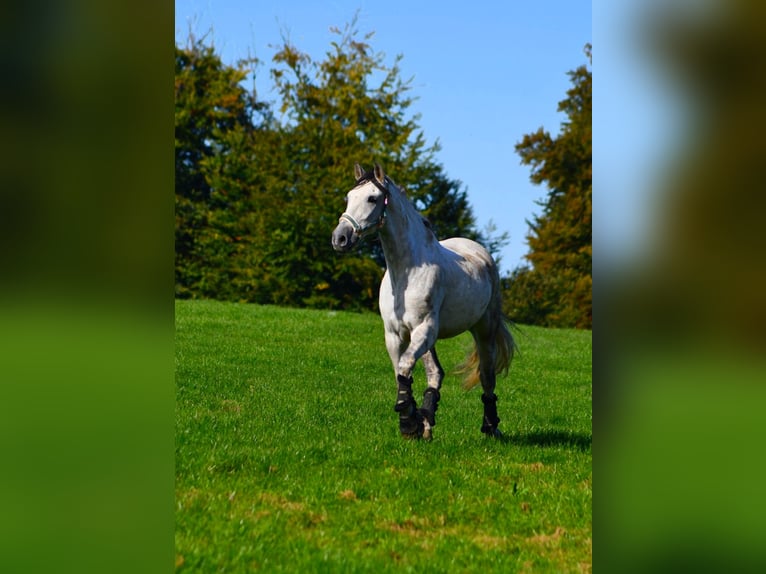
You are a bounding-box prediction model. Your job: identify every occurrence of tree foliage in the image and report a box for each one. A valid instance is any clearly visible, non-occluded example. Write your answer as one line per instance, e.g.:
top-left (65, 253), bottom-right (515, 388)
top-left (175, 21), bottom-right (485, 309)
top-left (504, 45), bottom-right (592, 328)
top-left (175, 39), bottom-right (270, 299)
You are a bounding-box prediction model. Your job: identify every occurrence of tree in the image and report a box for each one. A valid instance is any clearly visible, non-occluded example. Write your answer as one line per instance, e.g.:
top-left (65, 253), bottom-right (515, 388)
top-left (174, 37), bottom-right (270, 299)
top-left (504, 45), bottom-right (592, 328)
top-left (249, 19), bottom-right (482, 309)
top-left (174, 21), bottom-right (489, 310)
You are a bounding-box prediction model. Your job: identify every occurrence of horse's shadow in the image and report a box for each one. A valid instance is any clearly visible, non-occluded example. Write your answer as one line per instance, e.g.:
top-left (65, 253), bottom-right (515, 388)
top-left (495, 429), bottom-right (592, 451)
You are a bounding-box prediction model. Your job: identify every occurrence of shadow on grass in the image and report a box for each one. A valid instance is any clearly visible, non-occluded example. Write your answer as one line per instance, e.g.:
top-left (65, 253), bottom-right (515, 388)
top-left (497, 429), bottom-right (592, 451)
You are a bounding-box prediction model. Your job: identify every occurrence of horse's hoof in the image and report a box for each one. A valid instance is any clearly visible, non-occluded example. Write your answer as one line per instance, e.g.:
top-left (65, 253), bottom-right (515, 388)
top-left (401, 426), bottom-right (424, 440)
top-left (400, 420), bottom-right (425, 440)
top-left (422, 420), bottom-right (433, 441)
top-left (399, 410), bottom-right (424, 438)
top-left (481, 426), bottom-right (503, 438)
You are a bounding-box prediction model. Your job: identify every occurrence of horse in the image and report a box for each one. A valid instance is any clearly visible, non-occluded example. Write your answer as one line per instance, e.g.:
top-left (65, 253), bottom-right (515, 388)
top-left (331, 163), bottom-right (515, 440)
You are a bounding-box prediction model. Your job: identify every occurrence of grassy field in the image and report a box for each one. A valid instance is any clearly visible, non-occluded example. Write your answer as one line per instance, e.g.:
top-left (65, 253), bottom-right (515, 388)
top-left (175, 299), bottom-right (592, 572)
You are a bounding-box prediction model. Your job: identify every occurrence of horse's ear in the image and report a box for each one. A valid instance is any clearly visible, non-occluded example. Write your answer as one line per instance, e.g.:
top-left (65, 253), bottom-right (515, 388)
top-left (354, 163), bottom-right (364, 180)
top-left (373, 163), bottom-right (385, 184)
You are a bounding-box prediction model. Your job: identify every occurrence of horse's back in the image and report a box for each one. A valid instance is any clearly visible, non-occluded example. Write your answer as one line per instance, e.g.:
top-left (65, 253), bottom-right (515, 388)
top-left (439, 237), bottom-right (495, 270)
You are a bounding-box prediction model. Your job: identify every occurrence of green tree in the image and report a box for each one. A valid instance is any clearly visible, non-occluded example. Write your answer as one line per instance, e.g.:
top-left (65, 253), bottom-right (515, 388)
top-left (505, 45), bottom-right (592, 328)
top-left (174, 37), bottom-right (270, 299)
top-left (174, 21), bottom-right (490, 310)
top-left (254, 19), bottom-right (481, 308)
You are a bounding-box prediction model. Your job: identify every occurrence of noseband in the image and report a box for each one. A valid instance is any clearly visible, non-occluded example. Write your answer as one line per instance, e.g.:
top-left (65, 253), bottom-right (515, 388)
top-left (339, 173), bottom-right (390, 237)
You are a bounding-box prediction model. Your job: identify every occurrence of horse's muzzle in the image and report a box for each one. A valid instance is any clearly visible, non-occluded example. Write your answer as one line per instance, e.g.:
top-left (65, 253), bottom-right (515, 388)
top-left (331, 221), bottom-right (358, 252)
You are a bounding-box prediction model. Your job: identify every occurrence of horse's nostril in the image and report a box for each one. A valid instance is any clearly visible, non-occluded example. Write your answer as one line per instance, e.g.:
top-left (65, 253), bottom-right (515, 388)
top-left (332, 228), bottom-right (350, 251)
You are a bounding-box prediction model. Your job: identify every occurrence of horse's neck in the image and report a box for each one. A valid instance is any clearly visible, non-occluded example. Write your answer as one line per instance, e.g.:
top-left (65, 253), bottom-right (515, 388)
top-left (379, 186), bottom-right (438, 277)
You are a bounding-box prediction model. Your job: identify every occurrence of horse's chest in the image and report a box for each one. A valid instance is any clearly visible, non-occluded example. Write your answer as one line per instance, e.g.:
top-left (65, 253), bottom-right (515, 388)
top-left (379, 271), bottom-right (439, 327)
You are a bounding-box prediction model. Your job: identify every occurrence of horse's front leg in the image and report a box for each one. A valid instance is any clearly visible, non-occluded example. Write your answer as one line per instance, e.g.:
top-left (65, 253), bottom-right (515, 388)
top-left (391, 318), bottom-right (439, 439)
top-left (384, 329), bottom-right (419, 438)
top-left (419, 348), bottom-right (444, 440)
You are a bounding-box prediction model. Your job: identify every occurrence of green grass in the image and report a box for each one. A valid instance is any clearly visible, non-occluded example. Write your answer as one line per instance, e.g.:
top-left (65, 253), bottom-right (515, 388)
top-left (175, 299), bottom-right (591, 572)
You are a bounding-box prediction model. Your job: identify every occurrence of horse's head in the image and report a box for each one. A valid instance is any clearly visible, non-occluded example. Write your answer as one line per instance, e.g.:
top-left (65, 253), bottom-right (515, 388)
top-left (331, 163), bottom-right (390, 252)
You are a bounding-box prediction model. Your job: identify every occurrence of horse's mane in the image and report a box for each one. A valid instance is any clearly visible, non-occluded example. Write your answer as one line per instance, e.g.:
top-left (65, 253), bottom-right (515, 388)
top-left (389, 178), bottom-right (437, 237)
top-left (357, 169), bottom-right (437, 237)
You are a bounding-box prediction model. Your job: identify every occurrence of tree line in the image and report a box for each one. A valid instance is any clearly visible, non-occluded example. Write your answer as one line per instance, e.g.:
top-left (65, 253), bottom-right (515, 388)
top-left (175, 20), bottom-right (591, 327)
top-left (505, 45), bottom-right (592, 329)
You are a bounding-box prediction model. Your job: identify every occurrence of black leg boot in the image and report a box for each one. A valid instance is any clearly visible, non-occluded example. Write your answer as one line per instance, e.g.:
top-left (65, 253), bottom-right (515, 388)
top-left (419, 387), bottom-right (440, 428)
top-left (480, 393), bottom-right (501, 436)
top-left (394, 374), bottom-right (423, 438)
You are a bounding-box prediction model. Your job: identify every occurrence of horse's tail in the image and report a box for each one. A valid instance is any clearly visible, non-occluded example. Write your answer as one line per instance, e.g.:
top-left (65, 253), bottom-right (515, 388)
top-left (459, 271), bottom-right (516, 391)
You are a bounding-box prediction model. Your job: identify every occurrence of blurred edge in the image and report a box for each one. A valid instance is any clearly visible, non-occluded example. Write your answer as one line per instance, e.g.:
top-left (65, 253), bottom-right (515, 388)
top-left (597, 0), bottom-right (766, 571)
top-left (0, 2), bottom-right (174, 574)
top-left (4, 0), bottom-right (766, 571)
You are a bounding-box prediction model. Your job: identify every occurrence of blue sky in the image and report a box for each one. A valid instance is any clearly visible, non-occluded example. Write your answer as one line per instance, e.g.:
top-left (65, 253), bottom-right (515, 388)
top-left (175, 1), bottom-right (592, 273)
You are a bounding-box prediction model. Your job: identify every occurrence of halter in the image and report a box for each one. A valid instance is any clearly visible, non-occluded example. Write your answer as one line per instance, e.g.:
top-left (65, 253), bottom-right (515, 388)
top-left (339, 172), bottom-right (390, 237)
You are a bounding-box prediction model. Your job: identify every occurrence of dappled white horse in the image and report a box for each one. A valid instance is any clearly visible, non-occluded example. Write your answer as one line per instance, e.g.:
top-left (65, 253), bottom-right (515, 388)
top-left (332, 164), bottom-right (514, 439)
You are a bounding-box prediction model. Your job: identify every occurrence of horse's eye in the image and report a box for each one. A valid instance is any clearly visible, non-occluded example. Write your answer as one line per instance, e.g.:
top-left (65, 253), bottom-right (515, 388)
top-left (367, 195), bottom-right (377, 204)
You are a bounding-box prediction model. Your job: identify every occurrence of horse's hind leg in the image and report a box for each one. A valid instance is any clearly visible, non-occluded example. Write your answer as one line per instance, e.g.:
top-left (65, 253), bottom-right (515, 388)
top-left (419, 347), bottom-right (444, 440)
top-left (473, 324), bottom-right (502, 437)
